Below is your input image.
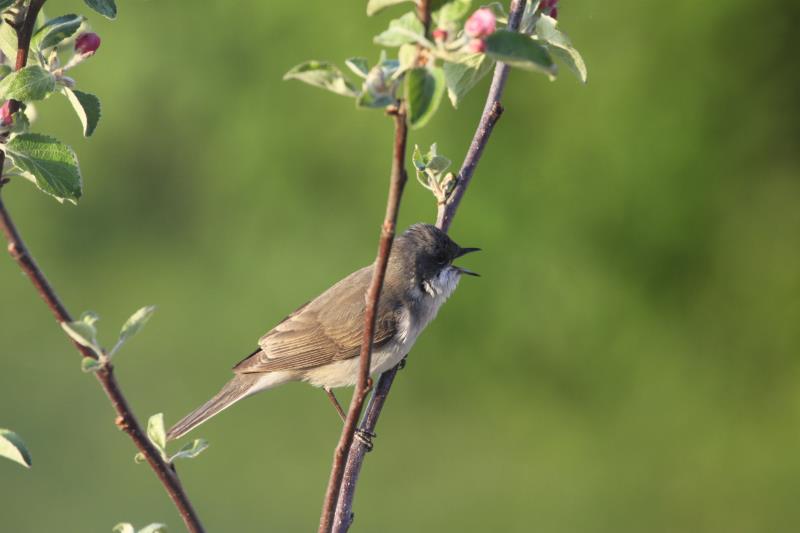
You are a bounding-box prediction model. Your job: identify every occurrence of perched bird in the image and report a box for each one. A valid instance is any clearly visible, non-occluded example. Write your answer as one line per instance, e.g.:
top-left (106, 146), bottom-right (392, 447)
top-left (167, 223), bottom-right (479, 440)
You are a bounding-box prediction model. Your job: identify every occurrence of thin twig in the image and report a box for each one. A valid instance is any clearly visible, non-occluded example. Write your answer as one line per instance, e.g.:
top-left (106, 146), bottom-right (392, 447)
top-left (318, 106), bottom-right (409, 533)
top-left (332, 1), bottom-right (529, 529)
top-left (0, 4), bottom-right (205, 532)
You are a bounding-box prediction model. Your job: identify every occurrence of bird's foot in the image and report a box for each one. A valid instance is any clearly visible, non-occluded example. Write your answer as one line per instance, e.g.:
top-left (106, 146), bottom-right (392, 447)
top-left (398, 355), bottom-right (408, 370)
top-left (354, 428), bottom-right (377, 452)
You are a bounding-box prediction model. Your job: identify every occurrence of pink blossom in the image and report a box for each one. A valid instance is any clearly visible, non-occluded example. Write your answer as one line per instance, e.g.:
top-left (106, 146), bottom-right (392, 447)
top-left (467, 38), bottom-right (486, 54)
top-left (432, 28), bottom-right (448, 42)
top-left (75, 33), bottom-right (101, 56)
top-left (540, 0), bottom-right (559, 17)
top-left (0, 100), bottom-right (12, 127)
top-left (464, 8), bottom-right (496, 39)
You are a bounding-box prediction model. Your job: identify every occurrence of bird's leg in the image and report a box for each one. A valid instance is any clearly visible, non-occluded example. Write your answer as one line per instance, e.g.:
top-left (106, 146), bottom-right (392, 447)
top-left (324, 386), bottom-right (346, 423)
top-left (354, 427), bottom-right (376, 452)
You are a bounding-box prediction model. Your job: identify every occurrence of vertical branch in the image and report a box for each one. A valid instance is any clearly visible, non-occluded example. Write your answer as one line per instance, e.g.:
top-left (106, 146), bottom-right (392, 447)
top-left (318, 108), bottom-right (409, 533)
top-left (333, 1), bottom-right (529, 529)
top-left (0, 3), bottom-right (205, 532)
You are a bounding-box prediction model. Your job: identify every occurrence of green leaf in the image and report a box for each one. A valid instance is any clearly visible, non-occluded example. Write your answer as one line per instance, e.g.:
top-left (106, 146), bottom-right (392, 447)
top-left (133, 452), bottom-right (146, 464)
top-left (366, 0), bottom-right (415, 17)
top-left (138, 525), bottom-right (167, 533)
top-left (0, 0), bottom-right (16, 11)
top-left (0, 22), bottom-right (20, 65)
top-left (113, 524), bottom-right (135, 533)
top-left (345, 57), bottom-right (370, 78)
top-left (61, 320), bottom-right (98, 350)
top-left (433, 0), bottom-right (472, 25)
top-left (5, 134), bottom-right (82, 203)
top-left (442, 53), bottom-right (495, 107)
top-left (32, 14), bottom-right (85, 52)
top-left (61, 88), bottom-right (101, 137)
top-left (0, 66), bottom-right (56, 102)
top-left (8, 110), bottom-right (30, 134)
top-left (535, 15), bottom-right (587, 83)
top-left (170, 439), bottom-right (209, 462)
top-left (374, 12), bottom-right (426, 47)
top-left (0, 64), bottom-right (12, 81)
top-left (404, 66), bottom-right (446, 129)
top-left (84, 0), bottom-right (117, 20)
top-left (485, 30), bottom-right (556, 75)
top-left (118, 305), bottom-right (156, 345)
top-left (283, 61), bottom-right (358, 97)
top-left (0, 429), bottom-right (32, 468)
top-left (81, 356), bottom-right (102, 373)
top-left (147, 413), bottom-right (167, 455)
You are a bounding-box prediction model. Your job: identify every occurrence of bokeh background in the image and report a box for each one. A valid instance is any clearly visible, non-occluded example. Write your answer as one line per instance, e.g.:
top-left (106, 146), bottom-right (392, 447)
top-left (1, 0), bottom-right (799, 531)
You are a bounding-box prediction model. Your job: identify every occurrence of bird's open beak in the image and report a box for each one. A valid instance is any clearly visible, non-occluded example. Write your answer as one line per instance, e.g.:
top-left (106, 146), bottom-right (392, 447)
top-left (454, 247), bottom-right (481, 276)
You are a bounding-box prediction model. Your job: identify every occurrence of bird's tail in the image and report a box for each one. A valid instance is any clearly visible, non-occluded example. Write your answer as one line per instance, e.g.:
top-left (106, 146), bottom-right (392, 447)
top-left (167, 373), bottom-right (282, 441)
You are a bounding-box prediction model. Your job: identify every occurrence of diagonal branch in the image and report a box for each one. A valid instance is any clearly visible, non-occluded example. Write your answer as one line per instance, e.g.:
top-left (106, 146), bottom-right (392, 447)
top-left (332, 1), bottom-right (529, 530)
top-left (317, 106), bottom-right (409, 533)
top-left (0, 3), bottom-right (205, 532)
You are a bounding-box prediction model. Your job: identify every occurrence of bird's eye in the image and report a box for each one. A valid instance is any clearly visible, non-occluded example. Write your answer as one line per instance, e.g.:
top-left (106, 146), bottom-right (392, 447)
top-left (436, 252), bottom-right (448, 265)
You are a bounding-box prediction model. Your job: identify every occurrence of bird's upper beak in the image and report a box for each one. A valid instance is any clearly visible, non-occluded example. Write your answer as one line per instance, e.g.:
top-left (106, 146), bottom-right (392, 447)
top-left (454, 247), bottom-right (480, 276)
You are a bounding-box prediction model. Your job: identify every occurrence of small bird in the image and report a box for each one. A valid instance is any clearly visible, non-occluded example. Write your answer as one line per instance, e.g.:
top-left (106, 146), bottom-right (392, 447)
top-left (166, 223), bottom-right (479, 440)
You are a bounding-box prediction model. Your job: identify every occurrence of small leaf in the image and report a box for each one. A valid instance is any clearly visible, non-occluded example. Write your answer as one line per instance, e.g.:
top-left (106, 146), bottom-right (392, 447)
top-left (366, 0), bottom-right (415, 16)
top-left (147, 413), bottom-right (167, 454)
top-left (404, 66), bottom-right (445, 129)
top-left (32, 14), bottom-right (85, 51)
top-left (8, 110), bottom-right (30, 134)
top-left (442, 54), bottom-right (495, 107)
top-left (61, 320), bottom-right (98, 349)
top-left (133, 452), bottom-right (146, 464)
top-left (0, 66), bottom-right (56, 102)
top-left (374, 12), bottom-right (426, 47)
top-left (138, 525), bottom-right (168, 533)
top-left (61, 88), bottom-right (101, 137)
top-left (5, 134), bottom-right (82, 203)
top-left (0, 429), bottom-right (32, 468)
top-left (84, 0), bottom-right (117, 20)
top-left (113, 524), bottom-right (135, 533)
top-left (80, 310), bottom-right (100, 327)
top-left (344, 57), bottom-right (370, 78)
top-left (170, 439), bottom-right (209, 462)
top-left (0, 0), bottom-right (15, 11)
top-left (0, 64), bottom-right (12, 81)
top-left (535, 15), bottom-right (587, 83)
top-left (485, 30), bottom-right (556, 75)
top-left (81, 356), bottom-right (102, 373)
top-left (119, 305), bottom-right (156, 344)
top-left (283, 61), bottom-right (358, 97)
top-left (433, 0), bottom-right (472, 25)
top-left (0, 23), bottom-right (21, 66)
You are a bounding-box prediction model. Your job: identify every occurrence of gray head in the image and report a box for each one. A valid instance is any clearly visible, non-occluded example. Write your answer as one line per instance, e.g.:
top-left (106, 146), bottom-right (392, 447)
top-left (391, 223), bottom-right (480, 289)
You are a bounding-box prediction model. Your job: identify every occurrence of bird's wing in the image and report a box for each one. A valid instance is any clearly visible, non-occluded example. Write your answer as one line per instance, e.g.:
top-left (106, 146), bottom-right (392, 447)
top-left (233, 266), bottom-right (399, 374)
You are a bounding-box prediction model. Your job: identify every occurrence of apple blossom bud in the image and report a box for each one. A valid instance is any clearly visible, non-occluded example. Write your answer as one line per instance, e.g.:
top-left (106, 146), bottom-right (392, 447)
top-left (464, 8), bottom-right (496, 39)
top-left (0, 100), bottom-right (12, 127)
top-left (550, 7), bottom-right (558, 19)
top-left (75, 32), bottom-right (101, 56)
top-left (432, 28), bottom-right (448, 42)
top-left (467, 38), bottom-right (486, 54)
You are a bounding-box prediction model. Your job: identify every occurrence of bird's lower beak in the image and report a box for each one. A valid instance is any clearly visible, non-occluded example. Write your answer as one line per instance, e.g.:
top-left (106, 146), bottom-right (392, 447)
top-left (454, 247), bottom-right (480, 277)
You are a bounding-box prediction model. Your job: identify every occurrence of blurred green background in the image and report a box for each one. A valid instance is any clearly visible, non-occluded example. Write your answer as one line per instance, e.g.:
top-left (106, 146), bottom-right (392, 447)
top-left (1, 0), bottom-right (799, 531)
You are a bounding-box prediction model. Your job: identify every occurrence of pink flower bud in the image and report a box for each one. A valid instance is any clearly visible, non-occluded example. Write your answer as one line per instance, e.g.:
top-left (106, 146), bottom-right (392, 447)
top-left (75, 32), bottom-right (101, 56)
top-left (0, 100), bottom-right (12, 126)
top-left (550, 7), bottom-right (558, 19)
top-left (432, 28), bottom-right (448, 42)
top-left (540, 0), bottom-right (559, 17)
top-left (465, 8), bottom-right (496, 39)
top-left (467, 38), bottom-right (486, 54)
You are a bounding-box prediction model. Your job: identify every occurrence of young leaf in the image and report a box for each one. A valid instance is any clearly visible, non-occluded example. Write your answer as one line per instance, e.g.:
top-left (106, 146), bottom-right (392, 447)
top-left (0, 66), bottom-right (56, 102)
top-left (442, 53), bottom-right (495, 107)
top-left (535, 15), bottom-right (587, 83)
top-left (404, 66), bottom-right (445, 129)
top-left (8, 110), bottom-right (30, 134)
top-left (138, 525), bottom-right (167, 533)
top-left (147, 413), bottom-right (167, 455)
top-left (283, 61), bottom-right (358, 97)
top-left (113, 524), bottom-right (135, 533)
top-left (81, 356), bottom-right (102, 373)
top-left (32, 14), bottom-right (85, 51)
top-left (374, 12), bottom-right (426, 47)
top-left (5, 134), bottom-right (82, 203)
top-left (485, 30), bottom-right (556, 75)
top-left (434, 0), bottom-right (472, 25)
top-left (0, 429), bottom-right (32, 468)
top-left (84, 0), bottom-right (117, 20)
top-left (118, 305), bottom-right (156, 344)
top-left (170, 439), bottom-right (209, 462)
top-left (61, 88), bottom-right (101, 137)
top-left (366, 0), bottom-right (415, 16)
top-left (61, 320), bottom-right (98, 350)
top-left (0, 0), bottom-right (15, 11)
top-left (344, 57), bottom-right (370, 78)
top-left (133, 452), bottom-right (146, 464)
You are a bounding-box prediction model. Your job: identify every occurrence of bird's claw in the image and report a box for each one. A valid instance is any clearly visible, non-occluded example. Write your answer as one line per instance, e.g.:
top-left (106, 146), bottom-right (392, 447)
top-left (354, 428), bottom-right (376, 452)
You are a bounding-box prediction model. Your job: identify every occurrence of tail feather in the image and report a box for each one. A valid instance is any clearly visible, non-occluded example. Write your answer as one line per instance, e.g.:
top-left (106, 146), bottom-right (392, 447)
top-left (167, 375), bottom-right (261, 441)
